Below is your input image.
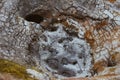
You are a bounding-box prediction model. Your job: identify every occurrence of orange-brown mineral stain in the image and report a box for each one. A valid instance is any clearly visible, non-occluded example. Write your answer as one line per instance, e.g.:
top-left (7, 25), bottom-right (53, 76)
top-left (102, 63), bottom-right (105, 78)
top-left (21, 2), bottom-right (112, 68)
top-left (84, 30), bottom-right (95, 48)
top-left (62, 21), bottom-right (79, 37)
top-left (94, 20), bottom-right (108, 31)
top-left (108, 0), bottom-right (116, 3)
top-left (93, 60), bottom-right (107, 74)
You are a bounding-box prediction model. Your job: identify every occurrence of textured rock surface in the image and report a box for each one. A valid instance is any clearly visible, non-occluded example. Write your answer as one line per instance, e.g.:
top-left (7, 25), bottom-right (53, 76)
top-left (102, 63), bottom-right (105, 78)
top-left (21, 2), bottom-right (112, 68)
top-left (39, 23), bottom-right (92, 78)
top-left (0, 0), bottom-right (120, 80)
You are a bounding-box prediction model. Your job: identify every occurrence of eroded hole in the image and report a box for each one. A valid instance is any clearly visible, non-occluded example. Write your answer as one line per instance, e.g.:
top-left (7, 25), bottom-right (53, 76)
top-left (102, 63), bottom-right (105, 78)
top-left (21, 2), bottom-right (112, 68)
top-left (107, 58), bottom-right (117, 67)
top-left (25, 14), bottom-right (44, 23)
top-left (58, 37), bottom-right (73, 43)
top-left (47, 26), bottom-right (58, 32)
top-left (58, 68), bottom-right (76, 77)
top-left (46, 58), bottom-right (59, 69)
top-left (40, 35), bottom-right (48, 42)
top-left (69, 59), bottom-right (77, 65)
top-left (61, 58), bottom-right (68, 65)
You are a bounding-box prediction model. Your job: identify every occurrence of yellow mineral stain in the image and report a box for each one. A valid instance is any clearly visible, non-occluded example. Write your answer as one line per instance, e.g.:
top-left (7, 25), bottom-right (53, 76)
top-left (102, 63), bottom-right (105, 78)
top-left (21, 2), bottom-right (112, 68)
top-left (0, 59), bottom-right (37, 80)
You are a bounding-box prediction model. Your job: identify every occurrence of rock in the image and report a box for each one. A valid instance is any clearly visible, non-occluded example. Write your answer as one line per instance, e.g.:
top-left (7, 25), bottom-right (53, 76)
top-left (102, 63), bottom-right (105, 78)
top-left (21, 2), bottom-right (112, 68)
top-left (0, 0), bottom-right (120, 80)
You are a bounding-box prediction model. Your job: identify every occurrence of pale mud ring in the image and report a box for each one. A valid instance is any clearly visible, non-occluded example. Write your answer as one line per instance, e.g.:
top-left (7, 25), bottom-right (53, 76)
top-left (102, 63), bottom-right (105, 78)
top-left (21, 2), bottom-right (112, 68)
top-left (38, 24), bottom-right (93, 78)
